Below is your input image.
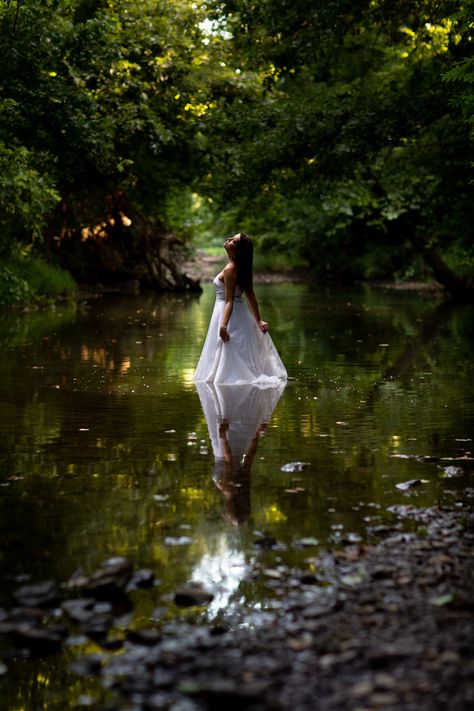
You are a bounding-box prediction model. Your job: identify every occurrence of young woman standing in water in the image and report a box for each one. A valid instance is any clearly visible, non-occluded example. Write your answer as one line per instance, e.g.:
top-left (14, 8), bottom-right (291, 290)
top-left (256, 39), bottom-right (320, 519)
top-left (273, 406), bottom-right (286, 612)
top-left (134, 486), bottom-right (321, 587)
top-left (194, 232), bottom-right (287, 386)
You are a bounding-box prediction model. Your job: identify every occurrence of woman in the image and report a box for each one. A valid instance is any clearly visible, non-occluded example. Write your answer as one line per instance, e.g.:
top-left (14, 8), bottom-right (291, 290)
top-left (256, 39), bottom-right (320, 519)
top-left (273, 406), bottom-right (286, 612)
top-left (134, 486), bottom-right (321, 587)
top-left (194, 232), bottom-right (287, 386)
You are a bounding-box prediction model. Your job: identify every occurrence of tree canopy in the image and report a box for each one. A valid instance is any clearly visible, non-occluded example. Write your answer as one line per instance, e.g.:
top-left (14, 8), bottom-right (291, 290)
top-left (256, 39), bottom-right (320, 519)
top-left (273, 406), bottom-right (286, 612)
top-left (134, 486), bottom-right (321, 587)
top-left (198, 0), bottom-right (474, 291)
top-left (0, 0), bottom-right (472, 300)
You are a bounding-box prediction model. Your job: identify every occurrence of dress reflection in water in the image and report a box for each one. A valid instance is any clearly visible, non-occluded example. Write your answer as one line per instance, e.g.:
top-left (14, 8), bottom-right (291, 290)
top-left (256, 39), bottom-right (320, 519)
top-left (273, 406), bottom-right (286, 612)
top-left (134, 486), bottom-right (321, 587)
top-left (196, 382), bottom-right (285, 525)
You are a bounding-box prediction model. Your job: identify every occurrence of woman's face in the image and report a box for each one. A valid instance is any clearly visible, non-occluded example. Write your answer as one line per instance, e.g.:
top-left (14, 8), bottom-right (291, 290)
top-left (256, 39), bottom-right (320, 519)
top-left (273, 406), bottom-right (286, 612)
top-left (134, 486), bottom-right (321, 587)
top-left (224, 233), bottom-right (241, 258)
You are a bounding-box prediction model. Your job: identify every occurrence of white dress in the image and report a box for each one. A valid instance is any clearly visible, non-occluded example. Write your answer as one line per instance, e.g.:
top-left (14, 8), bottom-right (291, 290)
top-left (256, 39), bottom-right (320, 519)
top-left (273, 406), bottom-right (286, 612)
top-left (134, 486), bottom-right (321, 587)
top-left (194, 275), bottom-right (287, 387)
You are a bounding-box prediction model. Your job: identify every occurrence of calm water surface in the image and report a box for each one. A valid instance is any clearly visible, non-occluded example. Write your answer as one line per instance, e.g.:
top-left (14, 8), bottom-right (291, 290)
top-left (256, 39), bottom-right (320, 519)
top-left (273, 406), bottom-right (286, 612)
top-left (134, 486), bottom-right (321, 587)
top-left (0, 283), bottom-right (473, 708)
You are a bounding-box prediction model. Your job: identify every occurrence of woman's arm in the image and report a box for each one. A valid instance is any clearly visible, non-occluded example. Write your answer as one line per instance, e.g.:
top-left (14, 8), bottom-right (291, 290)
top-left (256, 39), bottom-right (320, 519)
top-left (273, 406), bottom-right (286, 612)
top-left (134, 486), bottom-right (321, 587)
top-left (245, 287), bottom-right (269, 333)
top-left (220, 266), bottom-right (237, 342)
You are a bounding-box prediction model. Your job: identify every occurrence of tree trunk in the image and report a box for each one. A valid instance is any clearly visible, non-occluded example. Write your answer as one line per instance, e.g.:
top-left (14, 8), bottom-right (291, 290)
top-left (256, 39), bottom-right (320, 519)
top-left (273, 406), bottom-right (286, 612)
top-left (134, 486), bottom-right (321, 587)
top-left (398, 215), bottom-right (474, 300)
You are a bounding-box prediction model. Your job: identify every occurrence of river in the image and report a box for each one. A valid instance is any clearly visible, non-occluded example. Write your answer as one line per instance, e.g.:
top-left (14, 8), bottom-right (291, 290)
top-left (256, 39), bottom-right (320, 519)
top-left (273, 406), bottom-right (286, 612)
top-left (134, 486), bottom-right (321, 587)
top-left (0, 283), bottom-right (473, 708)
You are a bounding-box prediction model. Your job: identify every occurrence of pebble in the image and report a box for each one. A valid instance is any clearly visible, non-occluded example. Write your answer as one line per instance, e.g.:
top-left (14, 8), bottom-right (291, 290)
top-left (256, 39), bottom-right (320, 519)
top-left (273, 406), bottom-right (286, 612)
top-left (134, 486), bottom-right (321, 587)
top-left (1, 505), bottom-right (473, 710)
top-left (13, 580), bottom-right (59, 608)
top-left (281, 461), bottom-right (310, 472)
top-left (174, 583), bottom-right (214, 608)
top-left (68, 557), bottom-right (133, 600)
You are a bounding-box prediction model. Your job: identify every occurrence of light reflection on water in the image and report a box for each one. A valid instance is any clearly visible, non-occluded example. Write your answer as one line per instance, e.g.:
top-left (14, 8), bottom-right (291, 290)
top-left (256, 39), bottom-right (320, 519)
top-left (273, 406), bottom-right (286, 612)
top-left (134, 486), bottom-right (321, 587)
top-left (191, 538), bottom-right (247, 616)
top-left (0, 284), bottom-right (473, 707)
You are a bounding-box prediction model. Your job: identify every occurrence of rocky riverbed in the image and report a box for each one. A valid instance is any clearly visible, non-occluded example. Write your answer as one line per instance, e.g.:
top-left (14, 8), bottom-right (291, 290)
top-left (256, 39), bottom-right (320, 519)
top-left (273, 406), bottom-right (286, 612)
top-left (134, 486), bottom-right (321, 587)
top-left (1, 503), bottom-right (473, 710)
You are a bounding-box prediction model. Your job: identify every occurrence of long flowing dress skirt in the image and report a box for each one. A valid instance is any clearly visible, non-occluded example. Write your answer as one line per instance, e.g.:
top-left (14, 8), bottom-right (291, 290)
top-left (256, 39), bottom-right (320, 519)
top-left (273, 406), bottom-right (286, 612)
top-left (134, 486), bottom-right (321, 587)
top-left (194, 277), bottom-right (287, 387)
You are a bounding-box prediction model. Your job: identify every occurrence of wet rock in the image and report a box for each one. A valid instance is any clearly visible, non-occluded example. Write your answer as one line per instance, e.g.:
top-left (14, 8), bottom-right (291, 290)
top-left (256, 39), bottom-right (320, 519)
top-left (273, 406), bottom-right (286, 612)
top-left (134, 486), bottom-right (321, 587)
top-left (300, 574), bottom-right (319, 585)
top-left (68, 557), bottom-right (133, 601)
top-left (288, 633), bottom-right (314, 651)
top-left (350, 679), bottom-right (374, 698)
top-left (302, 598), bottom-right (341, 618)
top-left (253, 535), bottom-right (278, 549)
top-left (368, 644), bottom-right (418, 668)
top-left (371, 565), bottom-right (396, 580)
top-left (9, 607), bottom-right (45, 624)
top-left (116, 671), bottom-right (156, 697)
top-left (374, 672), bottom-right (397, 690)
top-left (65, 634), bottom-right (89, 647)
top-left (126, 628), bottom-right (161, 646)
top-left (280, 462), bottom-right (310, 473)
top-left (293, 537), bottom-right (319, 548)
top-left (127, 568), bottom-right (155, 590)
top-left (100, 637), bottom-right (123, 651)
top-left (174, 583), bottom-right (214, 608)
top-left (209, 623), bottom-right (230, 636)
top-left (164, 536), bottom-right (194, 546)
top-left (395, 479), bottom-right (429, 491)
top-left (62, 598), bottom-right (96, 623)
top-left (369, 692), bottom-right (400, 706)
top-left (443, 466), bottom-right (464, 478)
top-left (70, 654), bottom-right (103, 677)
top-left (0, 622), bottom-right (63, 655)
top-left (13, 580), bottom-right (60, 608)
top-left (179, 679), bottom-right (270, 708)
top-left (81, 616), bottom-right (112, 642)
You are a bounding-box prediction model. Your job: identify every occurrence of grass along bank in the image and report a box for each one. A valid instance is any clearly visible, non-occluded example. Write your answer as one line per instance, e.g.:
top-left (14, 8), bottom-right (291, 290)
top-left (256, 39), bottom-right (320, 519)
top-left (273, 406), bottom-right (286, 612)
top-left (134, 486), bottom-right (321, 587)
top-left (0, 255), bottom-right (76, 307)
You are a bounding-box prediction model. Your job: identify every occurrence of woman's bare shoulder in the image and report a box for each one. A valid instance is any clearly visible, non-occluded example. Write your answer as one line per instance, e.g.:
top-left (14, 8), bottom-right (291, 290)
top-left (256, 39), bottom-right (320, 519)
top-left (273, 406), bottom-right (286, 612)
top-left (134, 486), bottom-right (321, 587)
top-left (223, 263), bottom-right (237, 281)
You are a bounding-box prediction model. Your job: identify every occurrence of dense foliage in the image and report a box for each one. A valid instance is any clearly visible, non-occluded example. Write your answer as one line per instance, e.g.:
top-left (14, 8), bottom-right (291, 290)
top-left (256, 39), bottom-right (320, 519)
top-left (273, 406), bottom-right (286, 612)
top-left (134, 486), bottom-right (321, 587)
top-left (198, 0), bottom-right (474, 290)
top-left (0, 0), bottom-right (472, 301)
top-left (0, 0), bottom-right (215, 298)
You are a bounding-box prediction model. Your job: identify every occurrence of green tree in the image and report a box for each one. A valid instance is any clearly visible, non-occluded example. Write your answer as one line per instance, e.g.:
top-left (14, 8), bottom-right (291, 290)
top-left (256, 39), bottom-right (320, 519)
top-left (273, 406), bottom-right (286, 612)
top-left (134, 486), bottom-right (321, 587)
top-left (200, 0), bottom-right (473, 295)
top-left (0, 0), bottom-right (224, 289)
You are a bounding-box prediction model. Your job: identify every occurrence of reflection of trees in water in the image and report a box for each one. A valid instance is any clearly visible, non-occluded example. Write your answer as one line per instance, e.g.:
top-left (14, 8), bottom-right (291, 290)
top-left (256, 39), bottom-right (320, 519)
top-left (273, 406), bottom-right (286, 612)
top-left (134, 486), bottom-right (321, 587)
top-left (196, 383), bottom-right (285, 526)
top-left (0, 289), bottom-right (472, 601)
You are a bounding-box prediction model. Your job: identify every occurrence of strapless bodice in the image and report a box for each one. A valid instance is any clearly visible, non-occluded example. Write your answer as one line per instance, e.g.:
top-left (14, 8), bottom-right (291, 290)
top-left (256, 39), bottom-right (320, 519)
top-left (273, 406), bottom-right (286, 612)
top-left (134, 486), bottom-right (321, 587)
top-left (213, 275), bottom-right (243, 302)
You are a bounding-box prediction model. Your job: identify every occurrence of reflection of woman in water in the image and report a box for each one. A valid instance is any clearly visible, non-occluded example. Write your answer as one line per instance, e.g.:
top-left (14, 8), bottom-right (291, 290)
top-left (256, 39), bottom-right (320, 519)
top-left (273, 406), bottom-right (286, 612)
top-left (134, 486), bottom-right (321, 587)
top-left (215, 420), bottom-right (266, 526)
top-left (194, 233), bottom-right (287, 386)
top-left (196, 382), bottom-right (284, 525)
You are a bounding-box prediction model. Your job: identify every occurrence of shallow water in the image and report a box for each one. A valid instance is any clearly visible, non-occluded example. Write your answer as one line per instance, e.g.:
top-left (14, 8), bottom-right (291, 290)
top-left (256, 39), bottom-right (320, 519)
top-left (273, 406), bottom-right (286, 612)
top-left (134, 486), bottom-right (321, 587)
top-left (0, 283), bottom-right (473, 708)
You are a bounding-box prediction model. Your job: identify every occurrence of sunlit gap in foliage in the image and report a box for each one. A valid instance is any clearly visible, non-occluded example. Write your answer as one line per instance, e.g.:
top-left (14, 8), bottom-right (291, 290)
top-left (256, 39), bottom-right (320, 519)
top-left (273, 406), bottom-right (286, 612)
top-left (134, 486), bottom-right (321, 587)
top-left (198, 14), bottom-right (232, 44)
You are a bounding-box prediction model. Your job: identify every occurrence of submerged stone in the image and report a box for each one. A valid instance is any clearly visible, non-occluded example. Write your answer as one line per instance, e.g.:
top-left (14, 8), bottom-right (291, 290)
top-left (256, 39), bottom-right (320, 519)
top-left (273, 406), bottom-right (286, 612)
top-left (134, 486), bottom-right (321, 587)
top-left (0, 621), bottom-right (63, 655)
top-left (13, 581), bottom-right (60, 608)
top-left (127, 568), bottom-right (155, 590)
top-left (68, 557), bottom-right (133, 600)
top-left (126, 628), bottom-right (162, 646)
top-left (395, 479), bottom-right (429, 491)
top-left (280, 462), bottom-right (310, 473)
top-left (174, 584), bottom-right (214, 608)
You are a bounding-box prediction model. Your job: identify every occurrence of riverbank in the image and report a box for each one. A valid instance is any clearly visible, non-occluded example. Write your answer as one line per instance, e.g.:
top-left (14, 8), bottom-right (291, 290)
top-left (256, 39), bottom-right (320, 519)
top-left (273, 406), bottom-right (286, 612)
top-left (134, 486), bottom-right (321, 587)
top-left (1, 503), bottom-right (472, 709)
top-left (1, 250), bottom-right (446, 311)
top-left (79, 504), bottom-right (474, 710)
top-left (183, 251), bottom-right (446, 293)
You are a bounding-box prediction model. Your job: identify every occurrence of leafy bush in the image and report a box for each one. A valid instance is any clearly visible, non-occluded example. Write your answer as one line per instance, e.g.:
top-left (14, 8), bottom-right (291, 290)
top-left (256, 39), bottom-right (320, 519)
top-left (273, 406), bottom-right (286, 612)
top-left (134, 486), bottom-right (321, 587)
top-left (0, 256), bottom-right (76, 306)
top-left (0, 143), bottom-right (59, 258)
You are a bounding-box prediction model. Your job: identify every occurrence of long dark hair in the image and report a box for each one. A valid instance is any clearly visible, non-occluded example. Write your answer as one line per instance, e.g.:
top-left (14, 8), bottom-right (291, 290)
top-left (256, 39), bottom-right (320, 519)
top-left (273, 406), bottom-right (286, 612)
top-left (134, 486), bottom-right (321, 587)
top-left (234, 232), bottom-right (253, 293)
